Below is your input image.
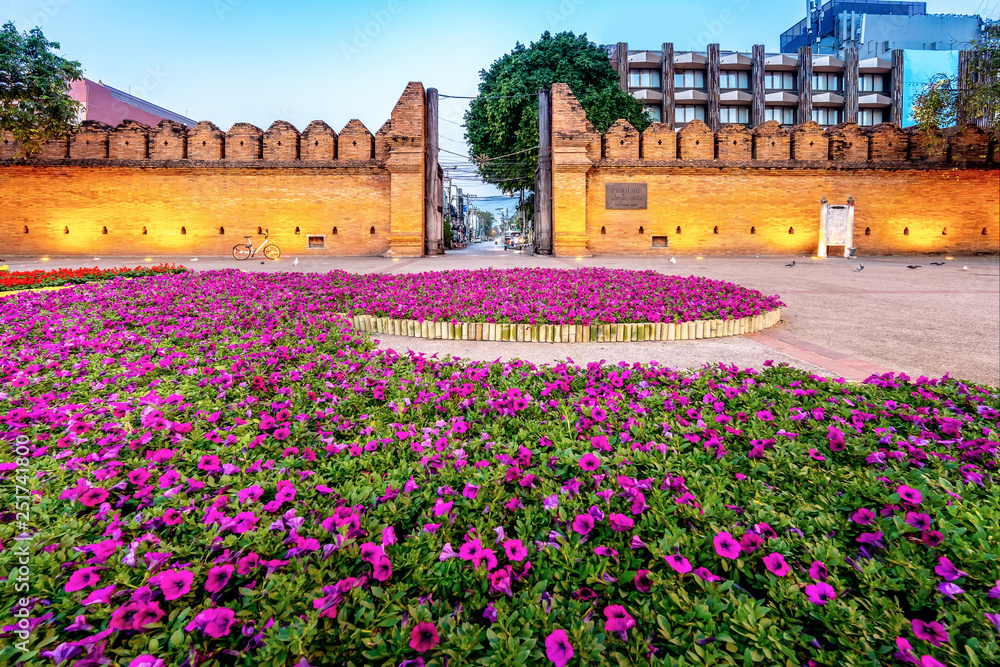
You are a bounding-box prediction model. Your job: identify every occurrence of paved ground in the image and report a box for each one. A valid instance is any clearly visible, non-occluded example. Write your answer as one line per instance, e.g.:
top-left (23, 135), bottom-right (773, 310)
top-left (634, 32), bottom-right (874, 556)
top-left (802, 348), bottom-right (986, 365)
top-left (3, 243), bottom-right (997, 386)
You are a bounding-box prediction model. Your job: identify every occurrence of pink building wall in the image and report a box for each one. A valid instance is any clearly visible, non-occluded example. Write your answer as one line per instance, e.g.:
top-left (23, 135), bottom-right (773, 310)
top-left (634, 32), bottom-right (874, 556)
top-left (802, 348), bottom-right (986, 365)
top-left (69, 78), bottom-right (195, 128)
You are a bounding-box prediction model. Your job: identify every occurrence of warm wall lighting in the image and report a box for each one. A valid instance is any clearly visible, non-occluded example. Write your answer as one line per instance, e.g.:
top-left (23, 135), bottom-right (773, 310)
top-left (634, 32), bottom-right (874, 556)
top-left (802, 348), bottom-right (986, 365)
top-left (946, 256), bottom-right (954, 260)
top-left (40, 257), bottom-right (50, 261)
top-left (392, 258), bottom-right (400, 262)
top-left (696, 256), bottom-right (703, 260)
top-left (144, 257), bottom-right (153, 262)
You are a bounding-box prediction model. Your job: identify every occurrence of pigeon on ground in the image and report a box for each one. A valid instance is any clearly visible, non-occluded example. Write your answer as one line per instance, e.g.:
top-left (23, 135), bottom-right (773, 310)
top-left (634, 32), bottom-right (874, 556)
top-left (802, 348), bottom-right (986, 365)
top-left (961, 265), bottom-right (969, 271)
top-left (785, 260), bottom-right (796, 267)
top-left (929, 261), bottom-right (945, 265)
top-left (292, 258), bottom-right (299, 267)
top-left (260, 261), bottom-right (265, 265)
top-left (190, 258), bottom-right (198, 262)
top-left (853, 264), bottom-right (864, 271)
top-left (907, 265), bottom-right (921, 269)
top-left (94, 257), bottom-right (101, 260)
top-left (669, 256), bottom-right (676, 264)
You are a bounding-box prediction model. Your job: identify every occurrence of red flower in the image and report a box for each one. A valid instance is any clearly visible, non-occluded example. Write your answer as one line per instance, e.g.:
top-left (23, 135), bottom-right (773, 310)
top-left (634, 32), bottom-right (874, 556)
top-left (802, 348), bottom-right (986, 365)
top-left (409, 621), bottom-right (440, 652)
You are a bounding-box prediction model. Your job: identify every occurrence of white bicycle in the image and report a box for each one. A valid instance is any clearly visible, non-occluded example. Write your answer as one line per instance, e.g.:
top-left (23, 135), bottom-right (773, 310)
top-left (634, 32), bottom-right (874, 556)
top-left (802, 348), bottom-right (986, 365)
top-left (233, 229), bottom-right (281, 261)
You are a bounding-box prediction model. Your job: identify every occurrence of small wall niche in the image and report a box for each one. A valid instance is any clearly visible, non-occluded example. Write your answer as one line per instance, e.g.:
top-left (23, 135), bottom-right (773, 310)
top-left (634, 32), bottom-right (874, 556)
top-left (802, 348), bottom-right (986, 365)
top-left (651, 235), bottom-right (668, 248)
top-left (306, 234), bottom-right (326, 249)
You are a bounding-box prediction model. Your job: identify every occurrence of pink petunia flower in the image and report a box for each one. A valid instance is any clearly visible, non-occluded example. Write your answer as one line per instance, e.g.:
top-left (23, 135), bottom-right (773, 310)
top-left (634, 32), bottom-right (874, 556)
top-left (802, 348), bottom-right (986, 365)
top-left (911, 619), bottom-right (949, 646)
top-left (572, 514), bottom-right (595, 535)
top-left (692, 567), bottom-right (722, 583)
top-left (804, 582), bottom-right (836, 605)
top-left (850, 508), bottom-right (876, 524)
top-left (608, 513), bottom-right (634, 532)
top-left (545, 629), bottom-right (574, 667)
top-left (159, 569), bottom-right (193, 601)
top-left (79, 487), bottom-right (109, 507)
top-left (185, 607), bottom-right (237, 638)
top-left (409, 621), bottom-right (440, 652)
top-left (933, 556), bottom-right (967, 581)
top-left (579, 453), bottom-right (601, 471)
top-left (665, 554), bottom-right (692, 574)
top-left (898, 485), bottom-right (923, 504)
top-left (809, 560), bottom-right (828, 581)
top-left (713, 531), bottom-right (741, 560)
top-left (504, 539), bottom-right (527, 562)
top-left (603, 605), bottom-right (636, 634)
top-left (633, 569), bottom-right (652, 592)
top-left (763, 552), bottom-right (790, 577)
top-left (472, 548), bottom-right (497, 572)
top-left (65, 567), bottom-right (101, 593)
top-left (205, 565), bottom-right (234, 593)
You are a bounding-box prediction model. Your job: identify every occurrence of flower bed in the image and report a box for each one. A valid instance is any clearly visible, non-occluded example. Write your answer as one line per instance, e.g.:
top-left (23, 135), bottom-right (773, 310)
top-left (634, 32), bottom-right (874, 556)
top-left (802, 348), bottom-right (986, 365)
top-left (1, 271), bottom-right (998, 667)
top-left (267, 267), bottom-right (783, 325)
top-left (0, 264), bottom-right (185, 293)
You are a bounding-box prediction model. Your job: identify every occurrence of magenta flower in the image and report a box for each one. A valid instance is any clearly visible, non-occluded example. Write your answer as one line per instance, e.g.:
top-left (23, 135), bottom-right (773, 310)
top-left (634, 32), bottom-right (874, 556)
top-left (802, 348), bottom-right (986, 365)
top-left (692, 567), bottom-right (721, 583)
top-left (665, 554), bottom-right (692, 574)
top-left (131, 601), bottom-right (165, 630)
top-left (409, 621), bottom-right (440, 652)
top-left (504, 539), bottom-right (527, 562)
top-left (988, 581), bottom-right (1000, 599)
top-left (185, 607), bottom-right (236, 638)
top-left (197, 454), bottom-right (221, 471)
top-left (79, 487), bottom-right (108, 507)
top-left (898, 485), bottom-right (923, 504)
top-left (762, 552), bottom-right (790, 577)
top-left (804, 582), bottom-right (836, 605)
top-left (905, 512), bottom-right (932, 530)
top-left (163, 508), bottom-right (183, 526)
top-left (471, 548), bottom-right (497, 572)
top-left (713, 531), bottom-right (741, 560)
top-left (373, 555), bottom-right (393, 581)
top-left (739, 532), bottom-right (763, 553)
top-left (65, 567), bottom-right (101, 593)
top-left (572, 514), bottom-right (595, 535)
top-left (82, 584), bottom-right (116, 605)
top-left (159, 569), bottom-right (193, 601)
top-left (850, 508), bottom-right (876, 524)
top-left (458, 539), bottom-right (482, 561)
top-left (809, 560), bottom-right (828, 581)
top-left (608, 513), bottom-right (634, 532)
top-left (603, 605), bottom-right (636, 634)
top-left (920, 655), bottom-right (946, 667)
top-left (911, 619), bottom-right (949, 646)
top-left (633, 569), bottom-right (652, 592)
top-left (236, 553), bottom-right (259, 575)
top-left (579, 453), bottom-right (601, 471)
top-left (933, 556), bottom-right (967, 581)
top-left (128, 656), bottom-right (165, 667)
top-left (544, 629), bottom-right (574, 667)
top-left (205, 564), bottom-right (234, 593)
top-left (985, 612), bottom-right (1000, 633)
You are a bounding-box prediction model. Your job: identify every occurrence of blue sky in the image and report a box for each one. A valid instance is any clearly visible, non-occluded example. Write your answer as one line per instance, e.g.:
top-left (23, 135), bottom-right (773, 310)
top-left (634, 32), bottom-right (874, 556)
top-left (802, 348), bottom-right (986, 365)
top-left (6, 0), bottom-right (996, 203)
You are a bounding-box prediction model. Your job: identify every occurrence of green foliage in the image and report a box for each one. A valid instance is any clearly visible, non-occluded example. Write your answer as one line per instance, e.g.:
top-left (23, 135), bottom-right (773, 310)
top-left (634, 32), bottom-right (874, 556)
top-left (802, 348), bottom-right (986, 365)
top-left (465, 31), bottom-right (651, 191)
top-left (913, 24), bottom-right (999, 130)
top-left (0, 21), bottom-right (83, 157)
top-left (444, 217), bottom-right (454, 248)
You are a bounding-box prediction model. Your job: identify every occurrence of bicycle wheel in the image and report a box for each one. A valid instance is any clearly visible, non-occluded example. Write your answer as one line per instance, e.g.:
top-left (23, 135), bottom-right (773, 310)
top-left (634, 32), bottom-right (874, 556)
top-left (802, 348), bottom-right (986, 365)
top-left (263, 244), bottom-right (281, 261)
top-left (232, 244), bottom-right (252, 260)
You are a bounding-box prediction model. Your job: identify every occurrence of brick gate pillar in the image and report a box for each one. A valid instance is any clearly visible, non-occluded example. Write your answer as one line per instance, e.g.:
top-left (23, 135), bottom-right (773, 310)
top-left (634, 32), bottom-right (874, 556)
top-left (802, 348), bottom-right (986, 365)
top-left (385, 82), bottom-right (426, 257)
top-left (550, 84), bottom-right (599, 257)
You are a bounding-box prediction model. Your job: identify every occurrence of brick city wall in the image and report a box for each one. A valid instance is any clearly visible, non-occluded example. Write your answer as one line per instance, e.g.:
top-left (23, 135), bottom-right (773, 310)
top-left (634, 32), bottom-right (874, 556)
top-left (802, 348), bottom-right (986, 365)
top-left (550, 84), bottom-right (1000, 256)
top-left (0, 83), bottom-right (426, 257)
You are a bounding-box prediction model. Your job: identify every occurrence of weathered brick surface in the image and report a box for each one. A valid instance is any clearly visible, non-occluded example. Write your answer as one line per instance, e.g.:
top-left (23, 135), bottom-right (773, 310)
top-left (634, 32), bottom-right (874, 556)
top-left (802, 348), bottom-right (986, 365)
top-left (150, 120), bottom-right (187, 160)
top-left (827, 122), bottom-right (869, 162)
top-left (110, 120), bottom-right (150, 160)
top-left (301, 121), bottom-right (337, 161)
top-left (70, 120), bottom-right (112, 159)
top-left (226, 123), bottom-right (263, 160)
top-left (374, 121), bottom-right (392, 162)
top-left (867, 123), bottom-right (908, 162)
top-left (1, 131), bottom-right (19, 159)
top-left (640, 124), bottom-right (676, 161)
top-left (603, 120), bottom-right (640, 160)
top-left (948, 125), bottom-right (989, 165)
top-left (188, 122), bottom-right (225, 161)
top-left (263, 121), bottom-right (300, 162)
top-left (752, 122), bottom-right (790, 161)
top-left (716, 124), bottom-right (752, 161)
top-left (790, 122), bottom-right (827, 160)
top-left (677, 120), bottom-right (714, 160)
top-left (339, 120), bottom-right (375, 161)
top-left (907, 127), bottom-right (946, 163)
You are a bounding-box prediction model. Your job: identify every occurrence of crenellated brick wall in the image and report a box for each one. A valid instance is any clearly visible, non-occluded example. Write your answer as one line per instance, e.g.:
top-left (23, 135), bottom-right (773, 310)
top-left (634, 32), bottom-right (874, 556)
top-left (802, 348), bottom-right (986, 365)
top-left (549, 83), bottom-right (998, 257)
top-left (0, 83), bottom-right (427, 257)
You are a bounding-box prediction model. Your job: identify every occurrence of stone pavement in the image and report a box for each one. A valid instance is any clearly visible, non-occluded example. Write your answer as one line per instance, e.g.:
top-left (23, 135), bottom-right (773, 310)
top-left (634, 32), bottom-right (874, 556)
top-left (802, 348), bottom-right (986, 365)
top-left (3, 242), bottom-right (997, 386)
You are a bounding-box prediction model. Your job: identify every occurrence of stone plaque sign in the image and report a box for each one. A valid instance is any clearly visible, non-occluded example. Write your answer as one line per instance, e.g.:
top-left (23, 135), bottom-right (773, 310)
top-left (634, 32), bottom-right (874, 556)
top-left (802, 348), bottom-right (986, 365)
top-left (606, 183), bottom-right (647, 209)
top-left (827, 205), bottom-right (850, 245)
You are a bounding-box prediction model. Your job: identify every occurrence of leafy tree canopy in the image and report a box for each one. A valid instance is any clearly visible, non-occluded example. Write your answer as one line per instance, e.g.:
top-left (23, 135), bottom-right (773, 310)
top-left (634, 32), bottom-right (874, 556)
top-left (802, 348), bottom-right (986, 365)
top-left (465, 31), bottom-right (651, 192)
top-left (913, 23), bottom-right (999, 131)
top-left (0, 21), bottom-right (83, 157)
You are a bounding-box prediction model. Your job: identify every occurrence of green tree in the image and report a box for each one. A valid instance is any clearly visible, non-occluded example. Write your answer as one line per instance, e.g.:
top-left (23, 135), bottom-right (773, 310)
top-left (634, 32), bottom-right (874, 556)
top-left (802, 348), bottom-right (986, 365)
top-left (913, 24), bottom-right (999, 130)
top-left (0, 21), bottom-right (83, 157)
top-left (475, 209), bottom-right (495, 237)
top-left (465, 31), bottom-right (650, 191)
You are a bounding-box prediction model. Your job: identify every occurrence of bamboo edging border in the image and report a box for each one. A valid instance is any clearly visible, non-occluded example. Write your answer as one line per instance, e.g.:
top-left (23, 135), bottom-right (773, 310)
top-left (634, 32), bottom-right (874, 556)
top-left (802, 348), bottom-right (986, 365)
top-left (340, 309), bottom-right (781, 343)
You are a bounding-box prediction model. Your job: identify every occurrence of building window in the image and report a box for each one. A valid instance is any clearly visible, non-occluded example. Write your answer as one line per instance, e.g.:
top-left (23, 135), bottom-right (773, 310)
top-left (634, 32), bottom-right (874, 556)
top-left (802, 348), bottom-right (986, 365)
top-left (720, 70), bottom-right (750, 89)
top-left (764, 106), bottom-right (797, 125)
top-left (859, 74), bottom-right (885, 93)
top-left (859, 108), bottom-right (885, 126)
top-left (675, 105), bottom-right (707, 123)
top-left (719, 106), bottom-right (750, 124)
top-left (674, 69), bottom-right (705, 89)
top-left (764, 71), bottom-right (796, 90)
top-left (812, 73), bottom-right (842, 91)
top-left (644, 105), bottom-right (662, 122)
top-left (811, 108), bottom-right (843, 126)
top-left (629, 69), bottom-right (661, 88)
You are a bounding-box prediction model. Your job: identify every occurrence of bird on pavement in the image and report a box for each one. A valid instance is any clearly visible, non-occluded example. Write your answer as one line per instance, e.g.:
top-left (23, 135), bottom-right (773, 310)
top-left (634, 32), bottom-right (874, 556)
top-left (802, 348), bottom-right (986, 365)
top-left (907, 265), bottom-right (921, 269)
top-left (853, 264), bottom-right (864, 271)
top-left (785, 260), bottom-right (796, 267)
top-left (961, 265), bottom-right (969, 271)
top-left (929, 261), bottom-right (945, 265)
top-left (260, 261), bottom-right (265, 265)
top-left (292, 258), bottom-right (299, 267)
top-left (190, 258), bottom-right (198, 262)
top-left (669, 256), bottom-right (676, 264)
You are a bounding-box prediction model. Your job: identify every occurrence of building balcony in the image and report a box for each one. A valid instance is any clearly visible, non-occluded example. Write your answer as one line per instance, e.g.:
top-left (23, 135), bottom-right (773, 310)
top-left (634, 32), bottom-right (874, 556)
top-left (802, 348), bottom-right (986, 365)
top-left (812, 55), bottom-right (846, 72)
top-left (764, 91), bottom-right (799, 105)
top-left (631, 89), bottom-right (664, 101)
top-left (764, 54), bottom-right (798, 70)
top-left (628, 51), bottom-right (662, 66)
top-left (675, 89), bottom-right (709, 102)
top-left (813, 92), bottom-right (846, 105)
top-left (859, 57), bottom-right (892, 73)
top-left (720, 90), bottom-right (754, 103)
top-left (719, 53), bottom-right (753, 69)
top-left (674, 52), bottom-right (708, 65)
top-left (859, 93), bottom-right (892, 107)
